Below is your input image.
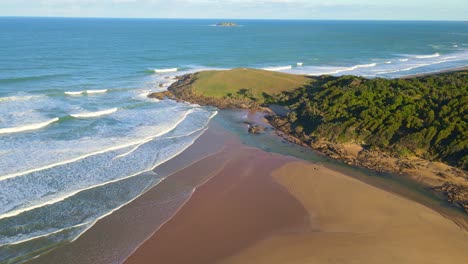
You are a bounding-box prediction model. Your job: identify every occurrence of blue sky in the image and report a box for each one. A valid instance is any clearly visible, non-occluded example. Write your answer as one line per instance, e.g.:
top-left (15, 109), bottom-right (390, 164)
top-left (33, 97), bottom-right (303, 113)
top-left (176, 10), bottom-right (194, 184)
top-left (0, 0), bottom-right (466, 20)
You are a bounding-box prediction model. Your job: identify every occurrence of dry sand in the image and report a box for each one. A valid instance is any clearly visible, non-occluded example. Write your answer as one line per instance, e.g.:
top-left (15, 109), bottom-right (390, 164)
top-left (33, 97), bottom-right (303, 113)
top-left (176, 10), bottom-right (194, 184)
top-left (222, 161), bottom-right (468, 264)
top-left (126, 142), bottom-right (468, 264)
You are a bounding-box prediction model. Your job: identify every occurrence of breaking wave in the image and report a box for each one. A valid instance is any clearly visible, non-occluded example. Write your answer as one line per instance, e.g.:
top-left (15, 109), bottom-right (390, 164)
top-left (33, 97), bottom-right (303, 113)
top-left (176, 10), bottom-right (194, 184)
top-left (0, 95), bottom-right (43, 103)
top-left (0, 118), bottom-right (59, 135)
top-left (413, 52), bottom-right (440, 59)
top-left (71, 108), bottom-right (118, 118)
top-left (86, 89), bottom-right (108, 94)
top-left (263, 65), bottom-right (293, 71)
top-left (154, 68), bottom-right (178, 74)
top-left (64, 91), bottom-right (84, 96)
top-left (0, 107), bottom-right (217, 263)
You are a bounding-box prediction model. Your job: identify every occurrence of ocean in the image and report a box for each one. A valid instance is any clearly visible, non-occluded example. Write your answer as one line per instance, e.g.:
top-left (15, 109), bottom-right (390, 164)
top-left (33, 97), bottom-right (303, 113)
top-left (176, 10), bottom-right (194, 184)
top-left (0, 18), bottom-right (467, 263)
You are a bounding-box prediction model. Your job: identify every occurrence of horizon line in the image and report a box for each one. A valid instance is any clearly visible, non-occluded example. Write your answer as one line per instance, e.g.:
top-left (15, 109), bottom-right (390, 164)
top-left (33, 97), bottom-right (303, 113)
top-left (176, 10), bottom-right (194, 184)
top-left (0, 15), bottom-right (466, 22)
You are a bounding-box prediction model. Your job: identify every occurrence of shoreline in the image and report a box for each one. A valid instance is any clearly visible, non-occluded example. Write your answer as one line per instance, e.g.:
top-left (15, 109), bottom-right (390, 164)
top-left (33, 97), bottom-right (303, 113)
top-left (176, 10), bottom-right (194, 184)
top-left (267, 115), bottom-right (468, 213)
top-left (401, 66), bottom-right (468, 79)
top-left (28, 111), bottom-right (468, 264)
top-left (125, 116), bottom-right (468, 264)
top-left (149, 68), bottom-right (468, 214)
top-left (27, 123), bottom-right (235, 264)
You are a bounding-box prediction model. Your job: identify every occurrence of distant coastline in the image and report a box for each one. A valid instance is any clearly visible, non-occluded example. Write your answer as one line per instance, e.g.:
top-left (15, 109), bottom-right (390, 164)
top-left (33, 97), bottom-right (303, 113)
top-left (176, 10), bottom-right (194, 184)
top-left (401, 66), bottom-right (468, 79)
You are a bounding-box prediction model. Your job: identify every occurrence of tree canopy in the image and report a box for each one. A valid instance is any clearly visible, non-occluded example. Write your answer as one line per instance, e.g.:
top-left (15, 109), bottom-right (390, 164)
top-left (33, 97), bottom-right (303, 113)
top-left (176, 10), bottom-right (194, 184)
top-left (273, 71), bottom-right (468, 169)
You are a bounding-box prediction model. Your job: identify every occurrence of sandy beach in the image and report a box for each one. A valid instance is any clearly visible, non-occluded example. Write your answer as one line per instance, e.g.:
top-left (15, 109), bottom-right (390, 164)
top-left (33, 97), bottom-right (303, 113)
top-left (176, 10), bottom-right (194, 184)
top-left (125, 126), bottom-right (468, 264)
top-left (24, 114), bottom-right (468, 264)
top-left (27, 123), bottom-right (234, 264)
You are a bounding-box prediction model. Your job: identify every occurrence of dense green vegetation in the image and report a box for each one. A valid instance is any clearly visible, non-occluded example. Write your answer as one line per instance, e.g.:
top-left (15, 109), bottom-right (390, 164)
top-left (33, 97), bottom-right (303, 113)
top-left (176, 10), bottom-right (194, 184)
top-left (273, 71), bottom-right (468, 169)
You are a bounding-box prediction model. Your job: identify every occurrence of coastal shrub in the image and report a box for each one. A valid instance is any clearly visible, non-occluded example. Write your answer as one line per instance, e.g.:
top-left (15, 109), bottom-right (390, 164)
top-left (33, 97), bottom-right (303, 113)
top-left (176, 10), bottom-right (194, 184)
top-left (274, 71), bottom-right (468, 169)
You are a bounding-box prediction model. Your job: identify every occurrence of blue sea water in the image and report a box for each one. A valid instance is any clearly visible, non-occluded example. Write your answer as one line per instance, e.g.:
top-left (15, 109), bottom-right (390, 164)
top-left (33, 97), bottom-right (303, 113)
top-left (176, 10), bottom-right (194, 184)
top-left (0, 18), bottom-right (467, 263)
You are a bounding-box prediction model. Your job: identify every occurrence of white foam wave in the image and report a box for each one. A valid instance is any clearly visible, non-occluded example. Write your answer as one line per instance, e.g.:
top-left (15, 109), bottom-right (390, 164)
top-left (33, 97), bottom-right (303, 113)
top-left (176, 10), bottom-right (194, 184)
top-left (385, 61), bottom-right (392, 64)
top-left (154, 68), bottom-right (178, 74)
top-left (0, 109), bottom-right (196, 182)
top-left (0, 118), bottom-right (59, 135)
top-left (413, 52), bottom-right (440, 59)
top-left (86, 89), bottom-right (108, 94)
top-left (374, 57), bottom-right (460, 75)
top-left (400, 64), bottom-right (429, 71)
top-left (297, 62), bottom-right (304, 66)
top-left (306, 63), bottom-right (377, 76)
top-left (263, 65), bottom-right (292, 71)
top-left (64, 91), bottom-right (84, 96)
top-left (399, 58), bottom-right (409, 62)
top-left (135, 90), bottom-right (160, 101)
top-left (0, 95), bottom-right (42, 102)
top-left (0, 110), bottom-right (217, 221)
top-left (71, 108), bottom-right (118, 118)
top-left (0, 111), bottom-right (217, 256)
top-left (350, 63), bottom-right (377, 69)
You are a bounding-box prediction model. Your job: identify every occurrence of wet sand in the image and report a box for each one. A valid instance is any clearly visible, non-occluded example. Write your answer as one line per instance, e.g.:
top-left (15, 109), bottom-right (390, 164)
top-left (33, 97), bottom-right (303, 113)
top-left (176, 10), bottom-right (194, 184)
top-left (28, 124), bottom-right (234, 264)
top-left (126, 138), bottom-right (468, 264)
top-left (125, 145), bottom-right (309, 264)
top-left (29, 116), bottom-right (468, 264)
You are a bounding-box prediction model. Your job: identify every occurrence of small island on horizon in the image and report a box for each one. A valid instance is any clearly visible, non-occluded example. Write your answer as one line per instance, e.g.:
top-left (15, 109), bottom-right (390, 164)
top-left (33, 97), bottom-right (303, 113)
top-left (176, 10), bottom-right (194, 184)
top-left (216, 22), bottom-right (238, 27)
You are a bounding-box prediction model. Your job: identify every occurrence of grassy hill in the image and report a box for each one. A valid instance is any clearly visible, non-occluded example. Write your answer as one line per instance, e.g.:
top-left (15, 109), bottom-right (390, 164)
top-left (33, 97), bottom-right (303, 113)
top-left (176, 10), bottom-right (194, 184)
top-left (190, 68), bottom-right (311, 101)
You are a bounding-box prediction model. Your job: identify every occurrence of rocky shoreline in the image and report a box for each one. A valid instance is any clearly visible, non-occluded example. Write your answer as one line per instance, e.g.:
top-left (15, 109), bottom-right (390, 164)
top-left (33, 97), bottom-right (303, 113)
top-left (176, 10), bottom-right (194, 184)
top-left (148, 74), bottom-right (468, 214)
top-left (267, 115), bottom-right (468, 213)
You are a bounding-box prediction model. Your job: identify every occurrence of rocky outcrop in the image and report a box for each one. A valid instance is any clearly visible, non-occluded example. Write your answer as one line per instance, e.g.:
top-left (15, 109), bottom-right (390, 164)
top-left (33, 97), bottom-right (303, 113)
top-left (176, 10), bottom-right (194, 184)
top-left (244, 122), bottom-right (266, 134)
top-left (434, 183), bottom-right (468, 213)
top-left (148, 90), bottom-right (174, 100)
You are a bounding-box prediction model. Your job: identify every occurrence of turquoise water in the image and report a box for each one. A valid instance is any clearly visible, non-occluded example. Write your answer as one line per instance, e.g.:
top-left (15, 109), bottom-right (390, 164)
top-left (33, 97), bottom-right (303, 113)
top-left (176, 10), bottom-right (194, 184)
top-left (1, 18), bottom-right (468, 263)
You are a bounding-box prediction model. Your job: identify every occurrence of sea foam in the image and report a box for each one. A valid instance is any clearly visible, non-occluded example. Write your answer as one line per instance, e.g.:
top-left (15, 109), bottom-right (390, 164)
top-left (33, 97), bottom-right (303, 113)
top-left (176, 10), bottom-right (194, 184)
top-left (0, 95), bottom-right (42, 103)
top-left (71, 108), bottom-right (118, 118)
top-left (0, 109), bottom-right (216, 253)
top-left (154, 68), bottom-right (178, 74)
top-left (0, 118), bottom-right (59, 135)
top-left (64, 91), bottom-right (84, 96)
top-left (413, 52), bottom-right (440, 59)
top-left (86, 89), bottom-right (108, 94)
top-left (263, 65), bottom-right (293, 71)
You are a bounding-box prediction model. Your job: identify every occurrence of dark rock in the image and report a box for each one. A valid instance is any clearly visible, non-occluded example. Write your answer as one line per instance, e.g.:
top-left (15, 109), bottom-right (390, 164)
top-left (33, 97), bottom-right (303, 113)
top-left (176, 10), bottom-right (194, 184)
top-left (148, 90), bottom-right (174, 100)
top-left (433, 183), bottom-right (468, 213)
top-left (248, 124), bottom-right (266, 134)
